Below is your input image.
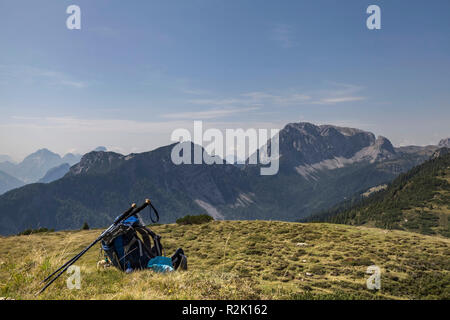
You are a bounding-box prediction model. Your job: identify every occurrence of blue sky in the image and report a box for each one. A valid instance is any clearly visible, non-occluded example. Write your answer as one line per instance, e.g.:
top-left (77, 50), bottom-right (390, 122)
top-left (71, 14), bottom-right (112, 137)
top-left (1, 0), bottom-right (449, 160)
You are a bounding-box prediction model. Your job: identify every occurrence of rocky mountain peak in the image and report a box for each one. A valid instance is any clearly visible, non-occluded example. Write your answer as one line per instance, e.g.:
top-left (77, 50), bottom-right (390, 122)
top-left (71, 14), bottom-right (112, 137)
top-left (438, 138), bottom-right (450, 148)
top-left (278, 122), bottom-right (378, 166)
top-left (284, 122), bottom-right (319, 135)
top-left (319, 125), bottom-right (370, 138)
top-left (68, 151), bottom-right (124, 176)
top-left (62, 153), bottom-right (82, 166)
top-left (374, 136), bottom-right (396, 154)
top-left (23, 148), bottom-right (60, 162)
top-left (351, 135), bottom-right (396, 163)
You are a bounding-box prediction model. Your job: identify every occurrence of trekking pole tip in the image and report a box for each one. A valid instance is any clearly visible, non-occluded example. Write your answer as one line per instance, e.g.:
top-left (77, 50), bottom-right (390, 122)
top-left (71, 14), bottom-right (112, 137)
top-left (131, 203), bottom-right (137, 208)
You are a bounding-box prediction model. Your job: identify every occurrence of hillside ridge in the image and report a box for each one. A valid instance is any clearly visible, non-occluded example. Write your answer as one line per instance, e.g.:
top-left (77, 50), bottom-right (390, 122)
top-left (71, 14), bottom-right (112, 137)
top-left (306, 151), bottom-right (450, 237)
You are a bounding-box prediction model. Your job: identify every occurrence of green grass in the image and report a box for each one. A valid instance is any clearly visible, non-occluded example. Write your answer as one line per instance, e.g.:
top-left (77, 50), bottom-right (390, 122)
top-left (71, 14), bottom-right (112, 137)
top-left (0, 220), bottom-right (449, 300)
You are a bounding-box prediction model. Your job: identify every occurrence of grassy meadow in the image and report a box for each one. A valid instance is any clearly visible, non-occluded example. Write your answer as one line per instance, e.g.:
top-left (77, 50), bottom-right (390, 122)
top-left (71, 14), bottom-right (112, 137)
top-left (0, 220), bottom-right (449, 300)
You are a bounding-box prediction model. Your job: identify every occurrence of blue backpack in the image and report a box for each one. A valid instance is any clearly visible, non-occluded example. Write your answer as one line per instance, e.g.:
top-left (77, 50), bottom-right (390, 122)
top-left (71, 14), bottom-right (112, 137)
top-left (101, 216), bottom-right (187, 273)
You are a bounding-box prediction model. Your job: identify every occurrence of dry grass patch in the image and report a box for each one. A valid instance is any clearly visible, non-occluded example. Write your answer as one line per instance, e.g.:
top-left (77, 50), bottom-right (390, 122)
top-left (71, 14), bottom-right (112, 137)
top-left (0, 221), bottom-right (449, 300)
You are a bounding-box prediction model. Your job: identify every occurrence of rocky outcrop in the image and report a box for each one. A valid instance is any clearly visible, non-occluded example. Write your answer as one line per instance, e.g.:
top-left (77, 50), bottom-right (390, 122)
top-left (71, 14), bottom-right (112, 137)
top-left (432, 147), bottom-right (450, 159)
top-left (68, 151), bottom-right (125, 176)
top-left (279, 123), bottom-right (377, 166)
top-left (438, 138), bottom-right (450, 148)
top-left (276, 123), bottom-right (396, 178)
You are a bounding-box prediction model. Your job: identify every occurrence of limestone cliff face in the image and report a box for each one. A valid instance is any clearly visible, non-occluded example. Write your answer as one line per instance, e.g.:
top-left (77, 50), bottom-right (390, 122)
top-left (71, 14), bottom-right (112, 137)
top-left (438, 138), bottom-right (450, 148)
top-left (274, 123), bottom-right (397, 178)
top-left (278, 123), bottom-right (377, 166)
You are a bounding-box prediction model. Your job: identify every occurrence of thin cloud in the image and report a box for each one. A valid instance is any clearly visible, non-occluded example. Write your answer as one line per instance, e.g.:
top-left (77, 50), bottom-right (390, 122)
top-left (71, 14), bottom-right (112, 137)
top-left (185, 84), bottom-right (364, 108)
top-left (1, 116), bottom-right (189, 133)
top-left (161, 107), bottom-right (260, 120)
top-left (59, 80), bottom-right (87, 88)
top-left (310, 83), bottom-right (366, 105)
top-left (180, 88), bottom-right (211, 95)
top-left (313, 96), bottom-right (365, 104)
top-left (242, 92), bottom-right (311, 105)
top-left (0, 65), bottom-right (87, 88)
top-left (187, 98), bottom-right (244, 106)
top-left (188, 91), bottom-right (311, 108)
top-left (270, 24), bottom-right (296, 48)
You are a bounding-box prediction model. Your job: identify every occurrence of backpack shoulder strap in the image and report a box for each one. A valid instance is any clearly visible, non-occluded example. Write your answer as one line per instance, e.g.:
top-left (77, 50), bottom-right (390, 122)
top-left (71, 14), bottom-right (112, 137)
top-left (134, 226), bottom-right (163, 257)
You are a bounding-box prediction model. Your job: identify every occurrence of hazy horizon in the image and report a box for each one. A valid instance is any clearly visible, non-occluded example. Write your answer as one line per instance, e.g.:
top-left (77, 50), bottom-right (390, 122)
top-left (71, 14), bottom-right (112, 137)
top-left (1, 119), bottom-right (448, 164)
top-left (1, 1), bottom-right (449, 161)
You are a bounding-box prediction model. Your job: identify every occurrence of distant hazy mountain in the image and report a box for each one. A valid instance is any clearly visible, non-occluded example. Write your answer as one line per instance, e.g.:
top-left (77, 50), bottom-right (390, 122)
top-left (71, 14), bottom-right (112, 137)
top-left (0, 155), bottom-right (13, 163)
top-left (395, 145), bottom-right (438, 157)
top-left (439, 138), bottom-right (450, 148)
top-left (19, 149), bottom-right (64, 182)
top-left (0, 149), bottom-right (81, 183)
top-left (94, 146), bottom-right (107, 152)
top-left (0, 149), bottom-right (62, 183)
top-left (38, 163), bottom-right (71, 183)
top-left (0, 161), bottom-right (16, 178)
top-left (62, 153), bottom-right (82, 166)
top-left (0, 122), bottom-right (447, 235)
top-left (0, 170), bottom-right (24, 195)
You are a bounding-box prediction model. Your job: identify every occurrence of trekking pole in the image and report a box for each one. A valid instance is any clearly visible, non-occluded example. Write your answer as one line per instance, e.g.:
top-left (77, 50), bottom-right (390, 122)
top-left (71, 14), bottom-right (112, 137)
top-left (37, 199), bottom-right (151, 295)
top-left (40, 203), bottom-right (137, 285)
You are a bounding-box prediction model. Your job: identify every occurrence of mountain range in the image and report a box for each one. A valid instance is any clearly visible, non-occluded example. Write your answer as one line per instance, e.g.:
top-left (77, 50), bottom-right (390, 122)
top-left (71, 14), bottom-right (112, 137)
top-left (0, 147), bottom-right (112, 195)
top-left (0, 155), bottom-right (13, 163)
top-left (228, 123), bottom-right (441, 220)
top-left (306, 148), bottom-right (450, 237)
top-left (0, 122), bottom-right (447, 235)
top-left (0, 149), bottom-right (81, 184)
top-left (38, 163), bottom-right (72, 184)
top-left (0, 170), bottom-right (25, 195)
